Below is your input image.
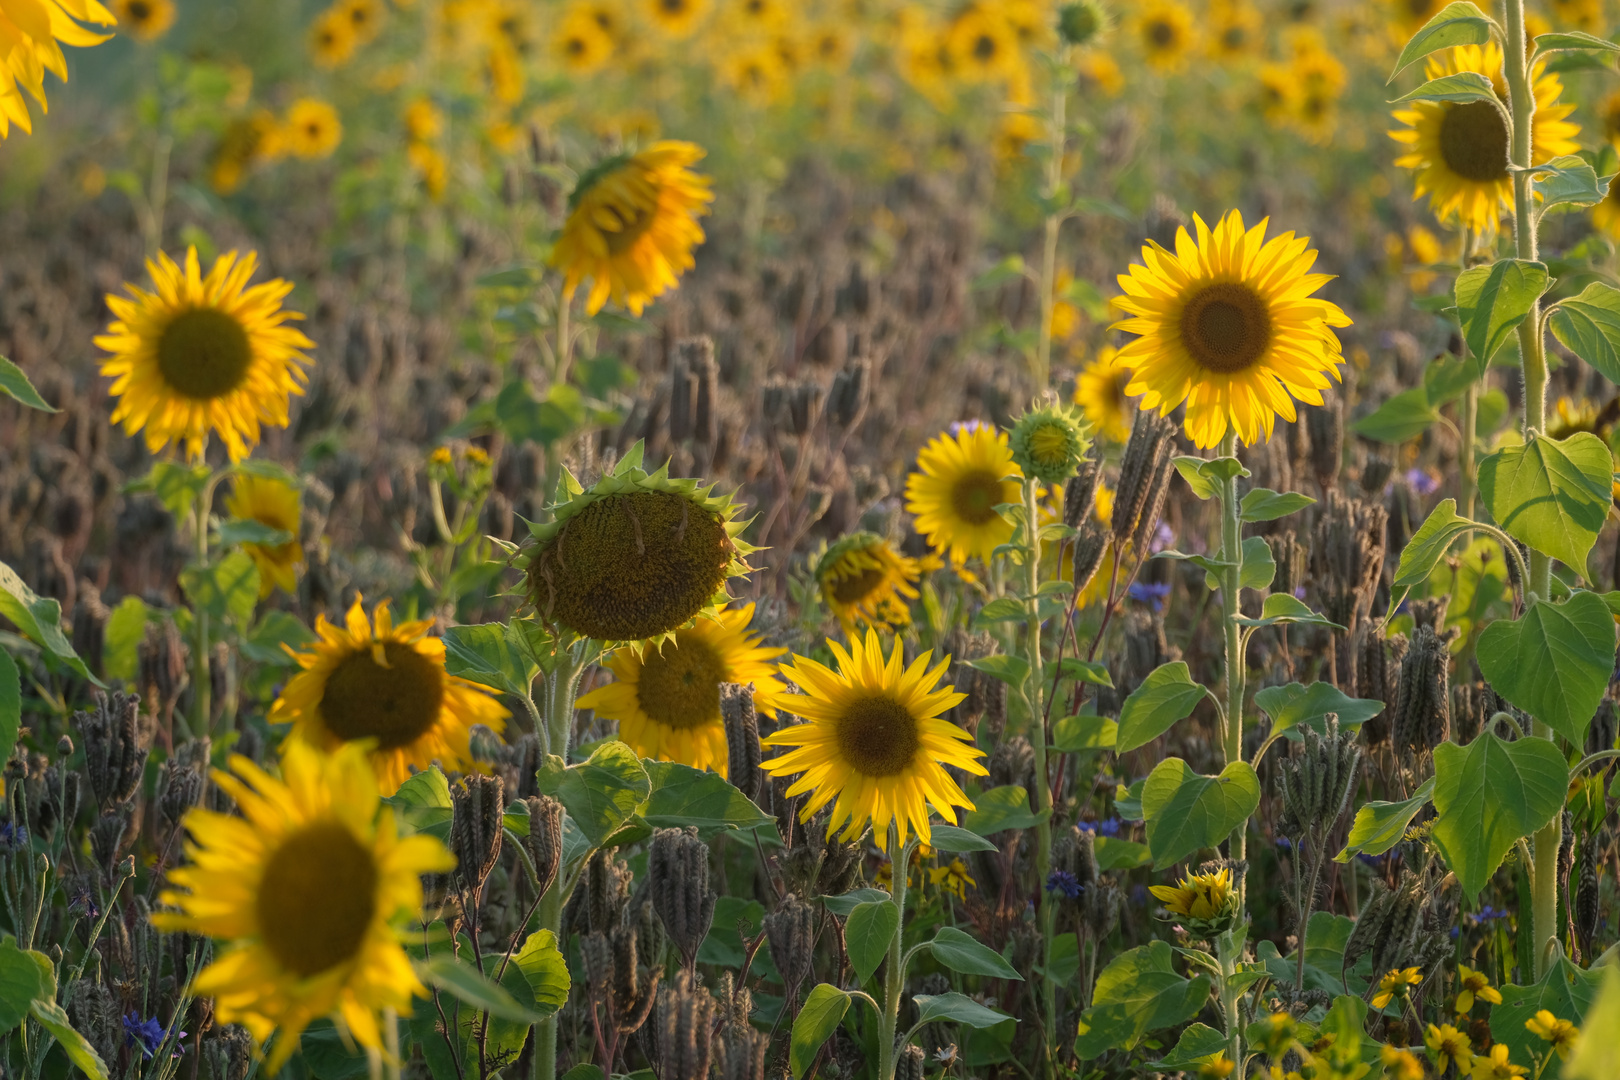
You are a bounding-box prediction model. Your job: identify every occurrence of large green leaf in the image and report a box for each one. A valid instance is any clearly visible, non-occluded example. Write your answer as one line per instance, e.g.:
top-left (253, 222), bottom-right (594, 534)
top-left (1391, 71), bottom-right (1502, 106)
top-left (1491, 953), bottom-right (1604, 1077)
top-left (844, 900), bottom-right (898, 985)
top-left (1568, 966), bottom-right (1620, 1080)
top-left (929, 927), bottom-right (1022, 981)
top-left (535, 741), bottom-right (650, 847)
top-left (1233, 593), bottom-right (1343, 632)
top-left (1171, 456), bottom-right (1247, 500)
top-left (0, 356), bottom-right (54, 412)
top-left (1239, 488), bottom-right (1315, 523)
top-left (1533, 155), bottom-right (1609, 216)
top-left (102, 595), bottom-right (150, 682)
top-left (1336, 779), bottom-right (1435, 862)
top-left (300, 1020), bottom-right (378, 1080)
top-left (913, 993), bottom-right (1014, 1029)
top-left (1262, 912), bottom-right (1364, 996)
top-left (0, 940), bottom-right (48, 1029)
top-left (1476, 592), bottom-right (1617, 745)
top-left (441, 621), bottom-right (548, 697)
top-left (1074, 940), bottom-right (1212, 1058)
top-left (1479, 433), bottom-right (1612, 574)
top-left (1115, 662), bottom-right (1211, 754)
top-left (512, 930), bottom-right (571, 1016)
top-left (1388, 2), bottom-right (1495, 80)
top-left (1432, 732), bottom-right (1569, 898)
top-left (641, 761), bottom-right (778, 840)
top-left (0, 560), bottom-right (96, 683)
top-left (241, 610), bottom-right (317, 667)
top-left (1052, 712), bottom-right (1118, 751)
top-left (929, 825), bottom-right (998, 853)
top-left (1141, 759), bottom-right (1261, 869)
top-left (31, 999), bottom-right (109, 1080)
top-left (1240, 536), bottom-right (1276, 591)
top-left (1351, 388), bottom-right (1441, 444)
top-left (1253, 682), bottom-right (1385, 740)
top-left (1550, 281), bottom-right (1620, 384)
top-left (179, 550), bottom-right (260, 629)
top-left (1395, 499), bottom-right (1476, 588)
top-left (1455, 259), bottom-right (1551, 363)
top-left (963, 786), bottom-right (1045, 835)
top-left (415, 956), bottom-right (543, 1022)
top-left (1148, 1024), bottom-right (1227, 1070)
top-left (790, 984), bottom-right (851, 1079)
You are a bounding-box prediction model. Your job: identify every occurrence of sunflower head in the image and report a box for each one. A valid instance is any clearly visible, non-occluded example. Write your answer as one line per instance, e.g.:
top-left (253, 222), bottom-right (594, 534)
top-left (0, 0), bottom-right (114, 141)
top-left (1074, 345), bottom-right (1134, 443)
top-left (521, 445), bottom-right (755, 649)
top-left (1135, 0), bottom-right (1192, 73)
top-left (1058, 0), bottom-right (1109, 46)
top-left (224, 472), bottom-right (304, 599)
top-left (904, 422), bottom-right (1023, 566)
top-left (1009, 398), bottom-right (1091, 485)
top-left (310, 7), bottom-right (358, 67)
top-left (815, 532), bottom-right (924, 633)
top-left (1149, 867), bottom-right (1237, 936)
top-left (152, 740), bottom-right (455, 1071)
top-left (761, 629), bottom-right (986, 850)
top-left (553, 8), bottom-right (615, 73)
top-left (644, 0), bottom-right (710, 38)
top-left (113, 0), bottom-right (175, 41)
top-left (284, 98), bottom-right (343, 159)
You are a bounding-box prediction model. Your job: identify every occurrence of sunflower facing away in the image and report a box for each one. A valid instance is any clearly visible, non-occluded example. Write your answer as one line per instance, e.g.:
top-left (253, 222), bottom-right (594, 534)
top-left (1111, 210), bottom-right (1351, 448)
top-left (904, 422), bottom-right (1023, 567)
top-left (761, 629), bottom-right (986, 850)
top-left (152, 741), bottom-right (455, 1071)
top-left (96, 247), bottom-right (314, 462)
top-left (576, 602), bottom-right (786, 771)
top-left (225, 473), bottom-right (304, 599)
top-left (549, 141), bottom-right (714, 316)
top-left (0, 0), bottom-right (115, 139)
top-left (1390, 43), bottom-right (1580, 235)
top-left (1074, 345), bottom-right (1134, 444)
top-left (815, 533), bottom-right (924, 633)
top-left (270, 595), bottom-right (510, 793)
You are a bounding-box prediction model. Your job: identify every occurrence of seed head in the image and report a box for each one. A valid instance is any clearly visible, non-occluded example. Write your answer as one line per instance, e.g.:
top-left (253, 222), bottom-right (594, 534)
top-left (764, 893), bottom-right (816, 996)
top-left (522, 795), bottom-right (565, 897)
top-left (1009, 398), bottom-right (1091, 485)
top-left (655, 971), bottom-right (714, 1080)
top-left (648, 827), bottom-right (716, 969)
top-left (1063, 450), bottom-right (1103, 528)
top-left (76, 691), bottom-right (150, 809)
top-left (1058, 0), bottom-right (1109, 45)
top-left (720, 683), bottom-right (763, 801)
top-left (449, 773), bottom-right (505, 894)
top-left (896, 1045), bottom-right (927, 1080)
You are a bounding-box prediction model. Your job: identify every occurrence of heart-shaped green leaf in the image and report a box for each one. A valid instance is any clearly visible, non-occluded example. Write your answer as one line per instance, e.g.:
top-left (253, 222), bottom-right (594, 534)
top-left (1336, 778), bottom-right (1435, 863)
top-left (1549, 281), bottom-right (1620, 384)
top-left (1116, 663), bottom-right (1211, 753)
top-left (1388, 2), bottom-right (1495, 80)
top-left (1479, 433), bottom-right (1612, 575)
top-left (1455, 258), bottom-right (1551, 364)
top-left (1432, 731), bottom-right (1568, 898)
top-left (790, 985), bottom-right (851, 1079)
top-left (1351, 388), bottom-right (1440, 444)
top-left (1476, 592), bottom-right (1617, 745)
top-left (1395, 499), bottom-right (1476, 588)
top-left (1141, 758), bottom-right (1260, 869)
top-left (844, 900), bottom-right (898, 985)
top-left (1074, 941), bottom-right (1213, 1057)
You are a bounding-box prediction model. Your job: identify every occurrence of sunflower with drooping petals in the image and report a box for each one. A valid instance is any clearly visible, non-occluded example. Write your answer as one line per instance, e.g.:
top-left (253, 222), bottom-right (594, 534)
top-left (549, 141), bottom-right (714, 316)
top-left (225, 473), bottom-right (303, 599)
top-left (905, 423), bottom-right (1023, 567)
top-left (1111, 210), bottom-right (1351, 449)
top-left (1390, 43), bottom-right (1580, 235)
top-left (762, 629), bottom-right (986, 850)
top-left (1074, 346), bottom-right (1134, 443)
top-left (271, 595), bottom-right (509, 793)
top-left (816, 533), bottom-right (924, 633)
top-left (576, 602), bottom-right (786, 771)
top-left (151, 741), bottom-right (455, 1072)
top-left (96, 247), bottom-right (314, 462)
top-left (0, 0), bottom-right (115, 140)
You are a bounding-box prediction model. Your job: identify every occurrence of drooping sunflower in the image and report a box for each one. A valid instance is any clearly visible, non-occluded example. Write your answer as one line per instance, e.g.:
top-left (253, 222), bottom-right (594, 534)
top-left (308, 6), bottom-right (357, 67)
top-left (1134, 0), bottom-right (1192, 74)
top-left (816, 533), bottom-right (924, 633)
top-left (0, 0), bottom-right (115, 140)
top-left (904, 422), bottom-right (1023, 567)
top-left (761, 629), bottom-right (986, 850)
top-left (95, 247), bottom-right (314, 462)
top-left (283, 98), bottom-right (343, 159)
top-left (1390, 43), bottom-right (1580, 235)
top-left (112, 0), bottom-right (174, 41)
top-left (643, 0), bottom-right (708, 38)
top-left (1074, 345), bottom-right (1134, 443)
top-left (549, 141), bottom-right (714, 316)
top-left (225, 473), bottom-right (303, 599)
top-left (576, 602), bottom-right (786, 771)
top-left (152, 741), bottom-right (455, 1071)
top-left (1111, 210), bottom-right (1352, 449)
top-left (521, 446), bottom-right (756, 649)
top-left (270, 595), bottom-right (510, 793)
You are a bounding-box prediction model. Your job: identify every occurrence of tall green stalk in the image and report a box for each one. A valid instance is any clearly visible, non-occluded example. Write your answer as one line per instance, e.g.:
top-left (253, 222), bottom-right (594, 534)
top-left (876, 825), bottom-right (910, 1080)
top-left (1021, 478), bottom-right (1057, 1072)
top-left (1457, 225), bottom-right (1479, 521)
top-left (1216, 431), bottom-right (1246, 881)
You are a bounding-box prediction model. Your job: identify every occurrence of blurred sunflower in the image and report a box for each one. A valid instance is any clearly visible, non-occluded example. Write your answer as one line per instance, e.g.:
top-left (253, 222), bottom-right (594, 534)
top-left (283, 98), bottom-right (343, 159)
top-left (210, 111), bottom-right (284, 195)
top-left (552, 8), bottom-right (615, 74)
top-left (0, 0), bottom-right (115, 139)
top-left (761, 629), bottom-right (986, 850)
top-left (1593, 180), bottom-right (1620, 240)
top-left (95, 247), bottom-right (313, 462)
top-left (1134, 0), bottom-right (1192, 74)
top-left (338, 0), bottom-right (385, 44)
top-left (1390, 43), bottom-right (1579, 234)
top-left (576, 602), bottom-right (786, 771)
top-left (816, 533), bottom-right (924, 633)
top-left (111, 0), bottom-right (174, 41)
top-left (1074, 49), bottom-right (1124, 97)
top-left (271, 594), bottom-right (510, 793)
top-left (550, 141), bottom-right (714, 316)
top-left (1290, 46), bottom-right (1346, 144)
top-left (225, 474), bottom-right (303, 599)
top-left (1386, 0), bottom-right (1446, 37)
top-left (722, 44), bottom-right (791, 106)
top-left (1599, 90), bottom-right (1620, 148)
top-left (1000, 0), bottom-right (1052, 50)
top-left (1255, 63), bottom-right (1297, 126)
top-left (1207, 0), bottom-right (1260, 64)
top-left (945, 5), bottom-right (1023, 85)
top-left (404, 98), bottom-right (444, 141)
top-left (152, 741), bottom-right (455, 1072)
top-left (1546, 0), bottom-right (1601, 30)
top-left (729, 0), bottom-right (788, 33)
top-left (309, 6), bottom-right (358, 67)
top-left (1111, 210), bottom-right (1351, 448)
top-left (807, 23), bottom-right (854, 69)
top-left (643, 0), bottom-right (708, 38)
top-left (904, 422), bottom-right (1023, 567)
top-left (1074, 345), bottom-right (1134, 443)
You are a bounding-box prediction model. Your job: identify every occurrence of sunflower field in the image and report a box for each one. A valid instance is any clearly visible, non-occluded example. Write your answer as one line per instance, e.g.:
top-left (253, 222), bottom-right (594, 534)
top-left (18, 0), bottom-right (1620, 1077)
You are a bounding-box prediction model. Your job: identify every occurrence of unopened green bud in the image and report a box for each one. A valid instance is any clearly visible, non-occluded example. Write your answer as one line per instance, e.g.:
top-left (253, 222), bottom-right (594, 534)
top-left (1058, 1), bottom-right (1109, 46)
top-left (1010, 398), bottom-right (1091, 485)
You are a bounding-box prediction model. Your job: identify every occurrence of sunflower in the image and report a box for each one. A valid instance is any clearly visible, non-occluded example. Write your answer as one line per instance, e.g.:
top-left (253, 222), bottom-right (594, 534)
top-left (552, 8), bottom-right (615, 73)
top-left (225, 474), bottom-right (303, 599)
top-left (728, 0), bottom-right (788, 33)
top-left (1425, 1024), bottom-right (1473, 1076)
top-left (283, 99), bottom-right (343, 159)
top-left (1208, 0), bottom-right (1260, 64)
top-left (1546, 0), bottom-right (1602, 30)
top-left (1593, 179), bottom-right (1620, 239)
top-left (1111, 209), bottom-right (1351, 448)
top-left (1372, 966), bottom-right (1424, 1010)
top-left (1387, 0), bottom-right (1446, 36)
top-left (211, 111), bottom-right (284, 195)
top-left (945, 5), bottom-right (1022, 85)
top-left (1074, 345), bottom-right (1134, 443)
top-left (1135, 0), bottom-right (1193, 74)
top-left (816, 533), bottom-right (924, 633)
top-left (550, 141), bottom-right (713, 316)
top-left (308, 6), bottom-right (357, 67)
top-left (576, 602), bottom-right (786, 771)
top-left (112, 0), bottom-right (174, 41)
top-left (1390, 43), bottom-right (1580, 235)
top-left (905, 422), bottom-right (1023, 567)
top-left (152, 741), bottom-right (455, 1071)
top-left (807, 23), bottom-right (854, 69)
top-left (721, 44), bottom-right (791, 107)
top-left (761, 629), bottom-right (986, 850)
top-left (338, 0), bottom-right (385, 44)
top-left (1075, 49), bottom-right (1124, 97)
top-left (1601, 90), bottom-right (1620, 148)
top-left (0, 0), bottom-right (115, 140)
top-left (270, 595), bottom-right (510, 793)
top-left (95, 247), bottom-right (314, 462)
top-left (644, 0), bottom-right (708, 38)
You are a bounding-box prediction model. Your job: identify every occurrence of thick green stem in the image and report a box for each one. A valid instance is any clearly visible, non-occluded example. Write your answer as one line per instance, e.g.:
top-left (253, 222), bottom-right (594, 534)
top-left (877, 827), bottom-right (911, 1080)
top-left (1458, 225), bottom-right (1479, 521)
top-left (1022, 480), bottom-right (1057, 1073)
top-left (1217, 432), bottom-right (1246, 879)
top-left (1217, 930), bottom-right (1242, 1067)
top-left (1033, 48), bottom-right (1069, 392)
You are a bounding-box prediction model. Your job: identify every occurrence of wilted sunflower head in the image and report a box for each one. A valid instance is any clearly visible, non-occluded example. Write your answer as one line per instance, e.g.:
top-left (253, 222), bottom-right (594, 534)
top-left (1009, 398), bottom-right (1091, 485)
top-left (522, 443), bottom-right (756, 648)
top-left (815, 532), bottom-right (924, 633)
top-left (1149, 866), bottom-right (1237, 936)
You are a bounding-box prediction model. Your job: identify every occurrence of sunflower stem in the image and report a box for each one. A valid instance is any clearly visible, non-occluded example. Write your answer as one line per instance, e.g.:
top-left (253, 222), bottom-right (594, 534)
top-left (1020, 478), bottom-right (1058, 1077)
top-left (1216, 431), bottom-right (1246, 891)
top-left (877, 824), bottom-right (912, 1080)
top-left (1457, 225), bottom-right (1478, 522)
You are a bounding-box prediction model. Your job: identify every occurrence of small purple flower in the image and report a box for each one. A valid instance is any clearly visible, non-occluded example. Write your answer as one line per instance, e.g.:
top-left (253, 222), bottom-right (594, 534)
top-left (124, 1014), bottom-right (185, 1060)
top-left (949, 419), bottom-right (991, 436)
top-left (1149, 521), bottom-right (1175, 555)
top-left (1405, 467), bottom-right (1439, 496)
top-left (0, 822), bottom-right (27, 851)
top-left (1292, 586), bottom-right (1307, 600)
top-left (1097, 817), bottom-right (1121, 837)
top-left (1128, 581), bottom-right (1172, 612)
top-left (1275, 836), bottom-right (1294, 850)
top-left (1129, 884), bottom-right (1150, 906)
top-left (1046, 871), bottom-right (1082, 899)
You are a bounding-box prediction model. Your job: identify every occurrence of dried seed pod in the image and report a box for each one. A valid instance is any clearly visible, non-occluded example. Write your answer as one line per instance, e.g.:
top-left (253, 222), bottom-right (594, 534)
top-left (896, 1045), bottom-right (926, 1080)
top-left (988, 736), bottom-right (1035, 793)
top-left (765, 893), bottom-right (816, 995)
top-left (71, 585), bottom-right (107, 680)
top-left (1360, 457), bottom-right (1394, 495)
top-left (679, 337), bottom-right (719, 449)
top-left (1083, 878), bottom-right (1121, 940)
top-left (76, 691), bottom-right (149, 808)
top-left (1390, 626), bottom-right (1449, 756)
top-left (648, 827), bottom-right (716, 968)
top-left (1311, 491), bottom-right (1387, 627)
top-left (1063, 451), bottom-right (1103, 528)
top-left (1130, 450), bottom-right (1175, 555)
top-left (157, 738), bottom-right (210, 832)
top-left (1588, 699), bottom-right (1617, 755)
top-left (1113, 411), bottom-right (1176, 546)
top-left (610, 923), bottom-right (642, 1018)
top-left (90, 809), bottom-right (132, 879)
top-left (587, 850), bottom-right (634, 935)
top-left (581, 931), bottom-right (614, 996)
top-left (1267, 531), bottom-right (1308, 599)
top-left (449, 773), bottom-right (505, 893)
top-left (66, 980), bottom-right (121, 1068)
top-left (522, 795), bottom-right (565, 897)
top-left (138, 620), bottom-right (188, 717)
top-left (1070, 519), bottom-right (1109, 597)
top-left (1305, 397), bottom-right (1343, 487)
top-left (829, 357), bottom-right (870, 429)
top-left (211, 1026), bottom-right (254, 1080)
top-left (1343, 877), bottom-right (1396, 971)
top-left (713, 1013), bottom-right (768, 1080)
top-left (1576, 833), bottom-right (1600, 953)
top-left (720, 683), bottom-right (763, 801)
top-left (655, 971), bottom-right (714, 1080)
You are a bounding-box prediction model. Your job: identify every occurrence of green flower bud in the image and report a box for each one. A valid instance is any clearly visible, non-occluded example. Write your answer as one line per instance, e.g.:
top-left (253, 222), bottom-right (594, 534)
top-left (1058, 1), bottom-right (1109, 46)
top-left (1009, 400), bottom-right (1091, 485)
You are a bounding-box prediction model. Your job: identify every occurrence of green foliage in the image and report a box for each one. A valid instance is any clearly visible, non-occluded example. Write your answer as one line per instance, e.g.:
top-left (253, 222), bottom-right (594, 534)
top-left (0, 357), bottom-right (55, 412)
top-left (1388, 2), bottom-right (1496, 79)
top-left (1172, 456), bottom-right (1248, 499)
top-left (1432, 731), bottom-right (1569, 898)
top-left (1549, 282), bottom-right (1620, 385)
top-left (536, 741), bottom-right (651, 847)
top-left (1479, 433), bottom-right (1612, 575)
top-left (0, 559), bottom-right (98, 683)
top-left (1476, 592), bottom-right (1617, 745)
top-left (912, 993), bottom-right (1013, 1028)
top-left (1491, 953), bottom-right (1604, 1078)
top-left (1395, 499), bottom-right (1475, 588)
top-left (180, 550), bottom-right (261, 628)
top-left (1115, 662), bottom-right (1211, 753)
top-left (0, 653), bottom-right (18, 783)
top-left (641, 761), bottom-right (779, 840)
top-left (511, 930), bottom-right (571, 1016)
top-left (790, 984), bottom-right (851, 1079)
top-left (928, 927), bottom-right (1022, 981)
top-left (1238, 488), bottom-right (1315, 523)
top-left (844, 900), bottom-right (899, 984)
top-left (1141, 758), bottom-right (1261, 869)
top-left (1253, 682), bottom-right (1384, 741)
top-left (442, 620), bottom-right (551, 697)
top-left (963, 786), bottom-right (1047, 835)
top-left (1336, 779), bottom-right (1435, 862)
top-left (1146, 1023), bottom-right (1226, 1069)
top-left (1351, 387), bottom-right (1441, 444)
top-left (1455, 259), bottom-right (1552, 364)
top-left (1074, 941), bottom-right (1212, 1058)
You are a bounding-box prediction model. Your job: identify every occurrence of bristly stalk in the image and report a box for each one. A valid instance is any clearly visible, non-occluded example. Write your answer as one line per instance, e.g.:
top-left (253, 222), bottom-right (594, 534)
top-left (1457, 225), bottom-right (1478, 521)
top-left (1021, 477), bottom-right (1058, 1077)
top-left (1216, 431), bottom-right (1246, 888)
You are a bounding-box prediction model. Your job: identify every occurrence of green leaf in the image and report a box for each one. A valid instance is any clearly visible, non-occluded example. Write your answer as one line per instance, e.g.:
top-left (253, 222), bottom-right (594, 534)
top-left (1254, 682), bottom-right (1385, 740)
top-left (1141, 759), bottom-right (1261, 869)
top-left (1533, 155), bottom-right (1610, 215)
top-left (1424, 353), bottom-right (1486, 406)
top-left (0, 560), bottom-right (97, 683)
top-left (31, 999), bottom-right (109, 1080)
top-left (179, 550), bottom-right (260, 629)
top-left (846, 900), bottom-right (898, 984)
top-left (1568, 966), bottom-right (1620, 1080)
top-left (1534, 30), bottom-right (1620, 55)
top-left (929, 926), bottom-right (1023, 981)
top-left (1239, 488), bottom-right (1316, 523)
top-left (1074, 941), bottom-right (1213, 1058)
top-left (1052, 712), bottom-right (1118, 751)
top-left (818, 888), bottom-right (890, 917)
top-left (1113, 779), bottom-right (1145, 821)
top-left (966, 654), bottom-right (1030, 688)
top-left (1336, 779), bottom-right (1436, 862)
top-left (0, 940), bottom-right (48, 1028)
top-left (1116, 662), bottom-right (1210, 754)
top-left (1549, 281), bottom-right (1620, 384)
top-left (791, 984), bottom-right (851, 1079)
top-left (1351, 388), bottom-right (1441, 443)
top-left (1172, 456), bottom-right (1248, 500)
top-left (1057, 657), bottom-right (1113, 687)
top-left (642, 761), bottom-right (778, 840)
top-left (1389, 2), bottom-right (1495, 80)
top-left (1476, 592), bottom-right (1617, 745)
top-left (1261, 912), bottom-right (1363, 996)
top-left (929, 825), bottom-right (999, 853)
top-left (126, 461), bottom-right (212, 520)
top-left (913, 993), bottom-right (1014, 1029)
top-left (1432, 731), bottom-right (1569, 898)
top-left (973, 597), bottom-right (1029, 626)
top-left (1395, 499), bottom-right (1476, 588)
top-left (535, 741), bottom-right (650, 847)
top-left (511, 929), bottom-right (571, 1016)
top-left (0, 356), bottom-right (55, 412)
top-left (1240, 536), bottom-right (1276, 591)
top-left (1455, 259), bottom-right (1552, 364)
top-left (442, 620), bottom-right (549, 698)
top-left (0, 653), bottom-right (17, 785)
top-left (101, 595), bottom-right (150, 682)
top-left (300, 1021), bottom-right (377, 1080)
top-left (1233, 593), bottom-right (1344, 631)
top-left (963, 786), bottom-right (1046, 835)
top-left (1391, 71), bottom-right (1503, 106)
top-left (386, 767), bottom-right (452, 836)
top-left (415, 956), bottom-right (543, 1022)
top-left (1147, 1023), bottom-right (1227, 1069)
top-left (215, 519), bottom-right (292, 548)
top-left (241, 611), bottom-right (317, 667)
top-left (1094, 836), bottom-right (1152, 870)
top-left (1479, 433), bottom-right (1612, 574)
top-left (1491, 952), bottom-right (1604, 1077)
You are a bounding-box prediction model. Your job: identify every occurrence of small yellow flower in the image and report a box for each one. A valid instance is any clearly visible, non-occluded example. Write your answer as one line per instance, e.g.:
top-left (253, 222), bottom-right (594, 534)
top-left (1524, 1009), bottom-right (1578, 1060)
top-left (283, 99), bottom-right (343, 159)
top-left (1455, 963), bottom-right (1502, 1015)
top-left (429, 446), bottom-right (454, 467)
top-left (1150, 868), bottom-right (1233, 921)
top-left (927, 858), bottom-right (976, 900)
top-left (1382, 1046), bottom-right (1424, 1080)
top-left (1372, 966), bottom-right (1423, 1010)
top-left (1470, 1043), bottom-right (1526, 1080)
top-left (1253, 1012), bottom-right (1296, 1059)
top-left (1425, 1023), bottom-right (1473, 1075)
top-left (464, 446), bottom-right (491, 467)
top-left (1199, 1056), bottom-right (1235, 1080)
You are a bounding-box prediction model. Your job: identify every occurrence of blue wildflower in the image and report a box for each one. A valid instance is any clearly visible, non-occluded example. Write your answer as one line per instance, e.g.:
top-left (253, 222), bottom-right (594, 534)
top-left (1127, 581), bottom-right (1172, 612)
top-left (1046, 871), bottom-right (1082, 899)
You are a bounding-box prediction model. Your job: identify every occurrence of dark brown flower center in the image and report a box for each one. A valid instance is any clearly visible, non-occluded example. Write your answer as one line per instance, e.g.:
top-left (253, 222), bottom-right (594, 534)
top-left (258, 823), bottom-right (378, 978)
top-left (1147, 19), bottom-right (1175, 48)
top-left (974, 34), bottom-right (996, 61)
top-left (1438, 99), bottom-right (1510, 183)
top-left (157, 308), bottom-right (253, 401)
top-left (319, 641), bottom-right (445, 750)
top-left (604, 199), bottom-right (655, 255)
top-left (830, 565), bottom-right (888, 605)
top-left (635, 635), bottom-right (726, 730)
top-left (836, 697), bottom-right (919, 777)
top-left (1179, 281), bottom-right (1272, 374)
top-left (948, 469), bottom-right (1006, 526)
top-left (128, 0), bottom-right (152, 20)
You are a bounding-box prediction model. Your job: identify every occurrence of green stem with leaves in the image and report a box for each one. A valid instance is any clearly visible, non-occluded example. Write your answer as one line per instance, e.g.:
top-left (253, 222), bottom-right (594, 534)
top-left (876, 825), bottom-right (914, 1080)
top-left (1020, 478), bottom-right (1057, 1072)
top-left (1458, 225), bottom-right (1479, 521)
top-left (1216, 431), bottom-right (1246, 880)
